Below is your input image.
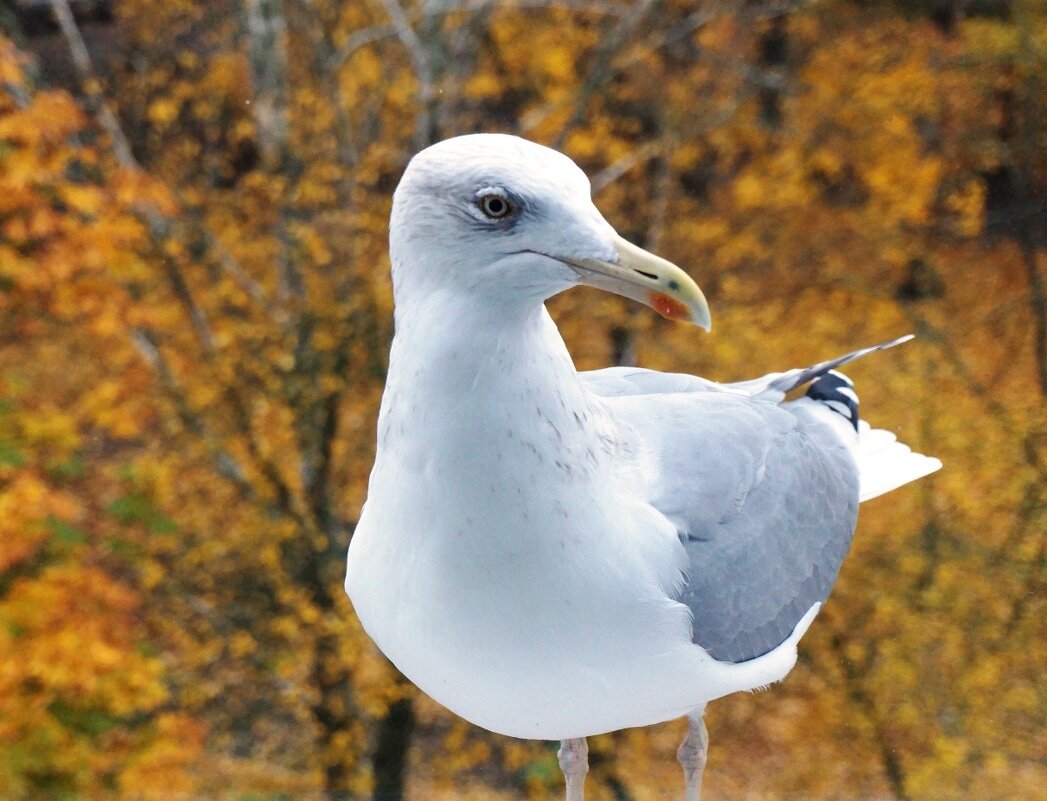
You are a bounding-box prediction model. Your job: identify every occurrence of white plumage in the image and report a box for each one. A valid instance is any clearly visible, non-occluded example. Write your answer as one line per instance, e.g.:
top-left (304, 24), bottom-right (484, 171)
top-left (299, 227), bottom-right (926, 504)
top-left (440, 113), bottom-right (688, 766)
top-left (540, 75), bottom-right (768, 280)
top-left (345, 134), bottom-right (940, 800)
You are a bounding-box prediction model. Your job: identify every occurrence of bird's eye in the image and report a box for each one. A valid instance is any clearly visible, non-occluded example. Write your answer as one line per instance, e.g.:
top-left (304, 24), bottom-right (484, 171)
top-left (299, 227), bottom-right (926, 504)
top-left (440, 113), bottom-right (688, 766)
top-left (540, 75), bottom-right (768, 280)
top-left (478, 194), bottom-right (513, 219)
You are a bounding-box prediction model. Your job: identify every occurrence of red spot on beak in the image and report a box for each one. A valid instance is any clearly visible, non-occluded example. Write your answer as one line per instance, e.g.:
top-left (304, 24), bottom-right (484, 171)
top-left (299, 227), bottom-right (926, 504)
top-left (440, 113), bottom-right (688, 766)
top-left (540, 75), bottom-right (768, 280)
top-left (649, 292), bottom-right (690, 321)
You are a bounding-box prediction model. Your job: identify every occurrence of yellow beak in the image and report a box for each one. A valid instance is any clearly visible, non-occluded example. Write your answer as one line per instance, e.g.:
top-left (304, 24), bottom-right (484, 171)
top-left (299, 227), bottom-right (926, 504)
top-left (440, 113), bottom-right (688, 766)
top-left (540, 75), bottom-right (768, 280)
top-left (565, 234), bottom-right (711, 330)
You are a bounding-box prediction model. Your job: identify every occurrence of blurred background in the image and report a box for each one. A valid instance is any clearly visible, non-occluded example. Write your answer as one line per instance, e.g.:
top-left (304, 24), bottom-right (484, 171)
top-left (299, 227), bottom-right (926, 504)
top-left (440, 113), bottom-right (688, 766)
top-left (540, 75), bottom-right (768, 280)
top-left (0, 0), bottom-right (1044, 799)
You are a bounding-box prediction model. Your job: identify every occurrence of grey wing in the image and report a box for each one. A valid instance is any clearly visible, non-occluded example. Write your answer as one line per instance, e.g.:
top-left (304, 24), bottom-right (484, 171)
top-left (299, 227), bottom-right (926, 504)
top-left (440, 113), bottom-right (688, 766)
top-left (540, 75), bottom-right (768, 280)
top-left (582, 364), bottom-right (788, 401)
top-left (605, 391), bottom-right (859, 664)
top-left (581, 366), bottom-right (729, 397)
top-left (581, 335), bottom-right (913, 402)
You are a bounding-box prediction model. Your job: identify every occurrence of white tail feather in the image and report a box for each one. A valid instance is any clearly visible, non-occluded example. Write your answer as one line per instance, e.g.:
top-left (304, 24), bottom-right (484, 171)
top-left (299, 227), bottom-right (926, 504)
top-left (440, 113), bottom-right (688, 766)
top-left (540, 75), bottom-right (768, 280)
top-left (857, 420), bottom-right (942, 502)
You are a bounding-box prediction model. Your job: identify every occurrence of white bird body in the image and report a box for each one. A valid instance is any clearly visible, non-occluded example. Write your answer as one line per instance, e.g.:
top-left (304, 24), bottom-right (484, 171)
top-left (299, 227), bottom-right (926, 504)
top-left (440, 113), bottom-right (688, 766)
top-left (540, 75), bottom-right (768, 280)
top-left (348, 302), bottom-right (818, 738)
top-left (344, 134), bottom-right (940, 771)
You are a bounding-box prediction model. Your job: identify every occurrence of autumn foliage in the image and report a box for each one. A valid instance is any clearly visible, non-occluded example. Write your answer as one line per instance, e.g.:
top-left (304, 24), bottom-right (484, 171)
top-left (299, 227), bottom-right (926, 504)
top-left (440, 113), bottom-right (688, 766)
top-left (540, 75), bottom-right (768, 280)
top-left (0, 1), bottom-right (1043, 799)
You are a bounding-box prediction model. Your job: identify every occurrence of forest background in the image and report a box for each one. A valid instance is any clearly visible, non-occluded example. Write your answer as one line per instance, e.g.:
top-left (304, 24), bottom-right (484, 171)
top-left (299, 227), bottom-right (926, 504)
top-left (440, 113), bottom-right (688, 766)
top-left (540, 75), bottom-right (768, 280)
top-left (0, 0), bottom-right (1043, 799)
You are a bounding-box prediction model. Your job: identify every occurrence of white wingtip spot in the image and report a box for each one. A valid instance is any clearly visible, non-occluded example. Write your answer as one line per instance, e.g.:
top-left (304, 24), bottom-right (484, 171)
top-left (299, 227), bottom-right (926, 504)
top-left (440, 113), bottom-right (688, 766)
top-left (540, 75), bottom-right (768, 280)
top-left (824, 399), bottom-right (853, 418)
top-left (827, 369), bottom-right (854, 387)
top-left (835, 386), bottom-right (860, 404)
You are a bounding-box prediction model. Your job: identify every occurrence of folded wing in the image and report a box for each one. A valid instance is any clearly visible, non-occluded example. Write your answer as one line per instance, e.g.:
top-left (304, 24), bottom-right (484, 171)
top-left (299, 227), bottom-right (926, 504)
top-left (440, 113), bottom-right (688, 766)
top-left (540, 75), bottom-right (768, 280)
top-left (598, 388), bottom-right (858, 664)
top-left (581, 337), bottom-right (939, 664)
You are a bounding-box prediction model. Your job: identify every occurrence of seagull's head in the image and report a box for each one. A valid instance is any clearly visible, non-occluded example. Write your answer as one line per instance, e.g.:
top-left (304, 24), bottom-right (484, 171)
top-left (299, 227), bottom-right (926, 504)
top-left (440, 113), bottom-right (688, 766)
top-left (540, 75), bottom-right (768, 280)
top-left (390, 134), bottom-right (711, 329)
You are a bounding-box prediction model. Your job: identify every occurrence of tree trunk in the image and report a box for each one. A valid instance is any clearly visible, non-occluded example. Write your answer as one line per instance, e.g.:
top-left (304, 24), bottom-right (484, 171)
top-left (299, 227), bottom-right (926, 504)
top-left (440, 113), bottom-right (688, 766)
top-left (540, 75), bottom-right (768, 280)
top-left (370, 688), bottom-right (416, 801)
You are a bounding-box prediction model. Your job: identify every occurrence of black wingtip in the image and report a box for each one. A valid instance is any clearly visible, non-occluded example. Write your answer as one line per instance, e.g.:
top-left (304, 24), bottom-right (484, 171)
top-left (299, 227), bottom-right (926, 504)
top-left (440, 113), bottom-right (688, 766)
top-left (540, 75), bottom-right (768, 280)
top-left (881, 333), bottom-right (915, 349)
top-left (770, 334), bottom-right (916, 397)
top-left (806, 370), bottom-right (860, 430)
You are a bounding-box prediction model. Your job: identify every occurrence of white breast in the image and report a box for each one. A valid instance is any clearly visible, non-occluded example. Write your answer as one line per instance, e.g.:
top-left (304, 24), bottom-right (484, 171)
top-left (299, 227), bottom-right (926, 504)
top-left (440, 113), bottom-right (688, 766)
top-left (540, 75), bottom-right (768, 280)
top-left (345, 306), bottom-right (809, 739)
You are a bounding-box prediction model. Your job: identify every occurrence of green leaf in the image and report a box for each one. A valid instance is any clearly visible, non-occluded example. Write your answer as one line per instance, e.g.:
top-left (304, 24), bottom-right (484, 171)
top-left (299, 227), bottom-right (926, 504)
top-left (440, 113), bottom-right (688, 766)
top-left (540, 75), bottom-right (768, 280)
top-left (106, 494), bottom-right (151, 522)
top-left (106, 493), bottom-right (177, 534)
top-left (46, 700), bottom-right (121, 737)
top-left (45, 517), bottom-right (86, 547)
top-left (47, 455), bottom-right (85, 481)
top-left (0, 441), bottom-right (25, 467)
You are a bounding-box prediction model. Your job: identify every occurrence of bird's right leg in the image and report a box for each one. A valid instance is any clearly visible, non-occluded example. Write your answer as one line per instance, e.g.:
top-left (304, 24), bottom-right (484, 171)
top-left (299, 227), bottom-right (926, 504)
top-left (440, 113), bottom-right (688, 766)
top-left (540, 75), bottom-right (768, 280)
top-left (677, 706), bottom-right (708, 801)
top-left (558, 737), bottom-right (589, 801)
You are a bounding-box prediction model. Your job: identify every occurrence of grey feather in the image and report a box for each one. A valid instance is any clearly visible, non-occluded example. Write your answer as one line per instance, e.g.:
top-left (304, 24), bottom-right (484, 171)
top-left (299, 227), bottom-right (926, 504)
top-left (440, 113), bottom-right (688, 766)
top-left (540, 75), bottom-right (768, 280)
top-left (584, 334), bottom-right (913, 403)
top-left (580, 366), bottom-right (729, 397)
top-left (579, 341), bottom-right (908, 663)
top-left (753, 334), bottom-right (913, 400)
top-left (598, 390), bottom-right (858, 663)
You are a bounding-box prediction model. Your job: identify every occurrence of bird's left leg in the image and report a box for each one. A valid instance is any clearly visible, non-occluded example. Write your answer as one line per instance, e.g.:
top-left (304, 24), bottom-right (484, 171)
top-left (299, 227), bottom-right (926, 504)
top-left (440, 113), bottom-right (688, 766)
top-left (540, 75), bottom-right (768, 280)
top-left (558, 737), bottom-right (589, 801)
top-left (677, 706), bottom-right (708, 801)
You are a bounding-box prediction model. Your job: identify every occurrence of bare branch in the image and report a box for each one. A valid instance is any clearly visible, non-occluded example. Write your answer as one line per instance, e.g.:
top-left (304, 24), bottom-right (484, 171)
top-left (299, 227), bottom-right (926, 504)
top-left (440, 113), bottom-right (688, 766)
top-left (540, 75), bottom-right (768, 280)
top-left (326, 21), bottom-right (398, 71)
top-left (590, 92), bottom-right (749, 192)
top-left (377, 0), bottom-right (435, 149)
top-left (297, 6), bottom-right (363, 173)
top-left (243, 0), bottom-right (304, 303)
top-left (552, 0), bottom-right (659, 150)
top-left (51, 0), bottom-right (270, 333)
top-left (131, 328), bottom-right (251, 491)
top-left (209, 231), bottom-right (270, 307)
top-left (51, 0), bottom-right (220, 349)
top-left (591, 141), bottom-right (660, 193)
top-left (51, 1), bottom-right (317, 523)
top-left (822, 630), bottom-right (913, 801)
top-left (49, 0), bottom-right (137, 168)
top-left (244, 0), bottom-right (291, 167)
top-left (542, 0), bottom-right (809, 146)
top-left (325, 0), bottom-right (625, 72)
top-left (159, 257), bottom-right (217, 352)
top-left (905, 310), bottom-right (1047, 480)
top-left (1022, 243), bottom-right (1047, 398)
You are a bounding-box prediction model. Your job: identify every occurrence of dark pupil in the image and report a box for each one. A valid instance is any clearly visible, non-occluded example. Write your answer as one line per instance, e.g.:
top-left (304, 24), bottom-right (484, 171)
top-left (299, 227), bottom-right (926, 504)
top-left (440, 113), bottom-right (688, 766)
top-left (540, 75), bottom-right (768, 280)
top-left (484, 196), bottom-right (508, 217)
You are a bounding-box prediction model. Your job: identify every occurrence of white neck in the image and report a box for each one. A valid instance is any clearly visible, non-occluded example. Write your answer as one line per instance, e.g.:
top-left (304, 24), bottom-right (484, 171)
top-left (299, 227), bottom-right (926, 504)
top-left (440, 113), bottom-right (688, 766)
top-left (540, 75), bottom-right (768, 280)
top-left (390, 290), bottom-right (586, 427)
top-left (376, 289), bottom-right (607, 490)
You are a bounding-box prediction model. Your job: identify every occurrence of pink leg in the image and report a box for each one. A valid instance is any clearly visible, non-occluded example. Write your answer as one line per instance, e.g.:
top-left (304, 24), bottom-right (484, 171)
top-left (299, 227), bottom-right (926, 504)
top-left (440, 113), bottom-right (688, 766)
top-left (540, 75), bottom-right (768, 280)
top-left (677, 708), bottom-right (708, 801)
top-left (558, 737), bottom-right (589, 801)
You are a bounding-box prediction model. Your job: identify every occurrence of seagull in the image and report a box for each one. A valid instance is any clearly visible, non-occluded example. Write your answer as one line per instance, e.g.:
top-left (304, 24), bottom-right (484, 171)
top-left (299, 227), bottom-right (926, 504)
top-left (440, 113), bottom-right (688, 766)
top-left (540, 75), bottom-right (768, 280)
top-left (345, 133), bottom-right (941, 801)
